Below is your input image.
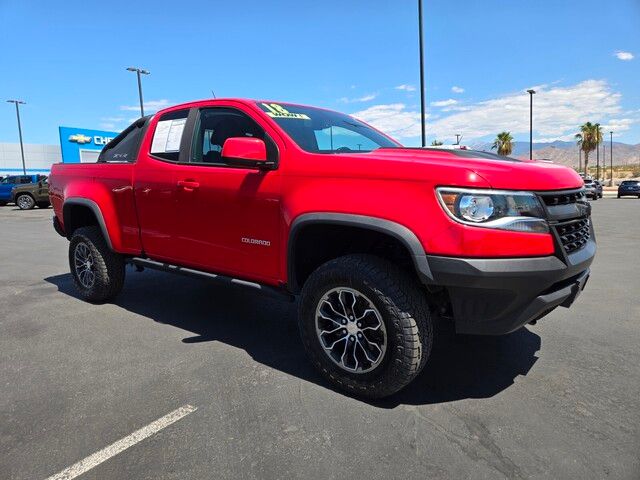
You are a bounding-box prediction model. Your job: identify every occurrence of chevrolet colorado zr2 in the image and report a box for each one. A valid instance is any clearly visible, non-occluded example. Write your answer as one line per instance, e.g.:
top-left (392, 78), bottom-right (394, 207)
top-left (48, 99), bottom-right (595, 398)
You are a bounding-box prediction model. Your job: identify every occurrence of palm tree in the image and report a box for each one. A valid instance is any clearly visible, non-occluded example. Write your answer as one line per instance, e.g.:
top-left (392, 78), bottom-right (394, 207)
top-left (491, 131), bottom-right (514, 156)
top-left (431, 140), bottom-right (443, 146)
top-left (575, 122), bottom-right (600, 174)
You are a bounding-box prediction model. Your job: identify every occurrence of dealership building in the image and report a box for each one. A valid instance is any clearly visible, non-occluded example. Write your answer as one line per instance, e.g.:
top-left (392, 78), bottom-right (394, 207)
top-left (0, 126), bottom-right (118, 176)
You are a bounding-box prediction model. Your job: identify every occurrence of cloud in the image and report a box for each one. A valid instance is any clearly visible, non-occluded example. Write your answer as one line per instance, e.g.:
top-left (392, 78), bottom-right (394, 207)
top-left (614, 51), bottom-right (634, 61)
top-left (338, 94), bottom-right (377, 103)
top-left (100, 116), bottom-right (126, 123)
top-left (352, 80), bottom-right (634, 142)
top-left (120, 99), bottom-right (171, 112)
top-left (451, 86), bottom-right (465, 93)
top-left (395, 84), bottom-right (416, 92)
top-left (351, 103), bottom-right (424, 138)
top-left (431, 99), bottom-right (458, 107)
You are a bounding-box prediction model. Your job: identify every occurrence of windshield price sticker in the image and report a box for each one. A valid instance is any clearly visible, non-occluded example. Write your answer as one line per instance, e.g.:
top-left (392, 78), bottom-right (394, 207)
top-left (261, 103), bottom-right (310, 120)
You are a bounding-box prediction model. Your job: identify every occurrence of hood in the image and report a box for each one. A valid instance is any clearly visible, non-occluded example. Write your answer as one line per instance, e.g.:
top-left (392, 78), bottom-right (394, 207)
top-left (364, 148), bottom-right (584, 191)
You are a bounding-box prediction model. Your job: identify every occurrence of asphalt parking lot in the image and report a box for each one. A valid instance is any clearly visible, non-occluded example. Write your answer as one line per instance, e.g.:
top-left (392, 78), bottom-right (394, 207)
top-left (1, 200), bottom-right (639, 480)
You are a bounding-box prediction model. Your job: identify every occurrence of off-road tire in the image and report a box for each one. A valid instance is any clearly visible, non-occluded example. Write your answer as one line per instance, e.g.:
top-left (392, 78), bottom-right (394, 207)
top-left (299, 254), bottom-right (432, 399)
top-left (69, 226), bottom-right (125, 303)
top-left (0, 201), bottom-right (7, 206)
top-left (37, 201), bottom-right (50, 209)
top-left (16, 194), bottom-right (35, 210)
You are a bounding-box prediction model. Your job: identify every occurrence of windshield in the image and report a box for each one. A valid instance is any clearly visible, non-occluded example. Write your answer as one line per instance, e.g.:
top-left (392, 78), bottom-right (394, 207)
top-left (1, 176), bottom-right (17, 184)
top-left (257, 102), bottom-right (399, 154)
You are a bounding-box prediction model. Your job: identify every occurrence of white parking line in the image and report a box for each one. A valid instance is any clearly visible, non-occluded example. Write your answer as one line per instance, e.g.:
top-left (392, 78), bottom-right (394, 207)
top-left (45, 404), bottom-right (197, 480)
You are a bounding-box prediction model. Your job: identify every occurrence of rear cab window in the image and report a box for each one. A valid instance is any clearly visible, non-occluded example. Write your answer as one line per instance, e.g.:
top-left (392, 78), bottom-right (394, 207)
top-left (98, 118), bottom-right (149, 163)
top-left (149, 109), bottom-right (190, 162)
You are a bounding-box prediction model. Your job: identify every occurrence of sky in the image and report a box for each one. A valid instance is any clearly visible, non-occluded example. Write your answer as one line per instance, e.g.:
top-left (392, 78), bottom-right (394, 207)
top-left (0, 0), bottom-right (639, 146)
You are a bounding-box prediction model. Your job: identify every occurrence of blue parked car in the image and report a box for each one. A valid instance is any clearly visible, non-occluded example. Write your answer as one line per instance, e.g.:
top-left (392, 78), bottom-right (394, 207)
top-left (0, 175), bottom-right (45, 205)
top-left (618, 180), bottom-right (640, 198)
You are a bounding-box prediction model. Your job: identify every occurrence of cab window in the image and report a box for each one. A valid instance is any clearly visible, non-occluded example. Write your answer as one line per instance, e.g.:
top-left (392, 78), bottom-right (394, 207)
top-left (190, 108), bottom-right (267, 166)
top-left (149, 109), bottom-right (189, 162)
top-left (99, 117), bottom-right (148, 163)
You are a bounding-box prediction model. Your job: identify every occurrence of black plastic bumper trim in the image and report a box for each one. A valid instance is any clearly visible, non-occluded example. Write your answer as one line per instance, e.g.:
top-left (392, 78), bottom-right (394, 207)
top-left (426, 239), bottom-right (595, 335)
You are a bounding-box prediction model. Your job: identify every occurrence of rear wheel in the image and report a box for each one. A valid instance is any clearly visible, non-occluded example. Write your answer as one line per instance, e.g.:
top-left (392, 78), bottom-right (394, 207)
top-left (16, 194), bottom-right (35, 210)
top-left (0, 201), bottom-right (7, 206)
top-left (69, 226), bottom-right (125, 303)
top-left (298, 254), bottom-right (432, 399)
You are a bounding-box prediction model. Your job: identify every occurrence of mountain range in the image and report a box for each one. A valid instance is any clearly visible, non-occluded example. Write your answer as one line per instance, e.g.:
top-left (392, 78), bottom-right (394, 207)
top-left (469, 141), bottom-right (640, 167)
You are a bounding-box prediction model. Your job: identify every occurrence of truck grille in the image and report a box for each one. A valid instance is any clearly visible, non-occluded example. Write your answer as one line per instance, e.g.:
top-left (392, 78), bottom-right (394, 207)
top-left (537, 189), bottom-right (591, 255)
top-left (539, 189), bottom-right (586, 206)
top-left (555, 218), bottom-right (591, 254)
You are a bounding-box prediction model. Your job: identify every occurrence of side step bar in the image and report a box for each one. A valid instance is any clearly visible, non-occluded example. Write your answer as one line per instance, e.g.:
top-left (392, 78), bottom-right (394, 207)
top-left (126, 257), bottom-right (295, 302)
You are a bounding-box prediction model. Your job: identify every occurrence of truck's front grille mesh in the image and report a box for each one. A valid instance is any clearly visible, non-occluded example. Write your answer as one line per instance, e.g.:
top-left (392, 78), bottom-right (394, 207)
top-left (540, 189), bottom-right (586, 206)
top-left (555, 218), bottom-right (591, 254)
top-left (537, 189), bottom-right (591, 255)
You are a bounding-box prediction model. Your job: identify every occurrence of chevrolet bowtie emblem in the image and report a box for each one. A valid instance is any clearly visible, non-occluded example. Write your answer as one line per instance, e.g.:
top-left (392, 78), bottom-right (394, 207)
top-left (69, 134), bottom-right (92, 144)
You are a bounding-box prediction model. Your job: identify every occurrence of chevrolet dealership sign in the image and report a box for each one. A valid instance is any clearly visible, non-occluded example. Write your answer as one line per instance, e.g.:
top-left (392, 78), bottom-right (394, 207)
top-left (59, 126), bottom-right (119, 163)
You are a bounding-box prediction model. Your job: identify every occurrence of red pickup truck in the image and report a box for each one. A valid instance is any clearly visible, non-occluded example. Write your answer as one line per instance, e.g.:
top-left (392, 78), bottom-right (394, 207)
top-left (49, 99), bottom-right (595, 398)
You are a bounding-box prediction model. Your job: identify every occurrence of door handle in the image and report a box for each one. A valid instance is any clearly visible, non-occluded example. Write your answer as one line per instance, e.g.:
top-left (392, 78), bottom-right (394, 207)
top-left (177, 180), bottom-right (200, 190)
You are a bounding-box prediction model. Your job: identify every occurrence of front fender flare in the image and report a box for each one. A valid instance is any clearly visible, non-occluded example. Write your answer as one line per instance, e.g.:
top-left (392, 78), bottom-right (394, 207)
top-left (287, 213), bottom-right (433, 292)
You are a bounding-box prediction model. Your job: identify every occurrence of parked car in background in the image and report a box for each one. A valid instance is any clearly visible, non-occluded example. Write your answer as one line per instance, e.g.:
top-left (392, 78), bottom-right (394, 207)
top-left (583, 178), bottom-right (598, 200)
top-left (618, 180), bottom-right (640, 198)
top-left (594, 180), bottom-right (603, 198)
top-left (11, 177), bottom-right (50, 210)
top-left (0, 174), bottom-right (45, 206)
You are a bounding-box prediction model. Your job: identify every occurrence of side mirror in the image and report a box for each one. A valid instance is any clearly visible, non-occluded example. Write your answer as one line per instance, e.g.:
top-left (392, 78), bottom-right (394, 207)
top-left (222, 137), bottom-right (269, 168)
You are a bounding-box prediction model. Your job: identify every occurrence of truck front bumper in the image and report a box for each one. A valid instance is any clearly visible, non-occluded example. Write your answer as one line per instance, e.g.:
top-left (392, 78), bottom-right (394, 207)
top-left (426, 239), bottom-right (595, 335)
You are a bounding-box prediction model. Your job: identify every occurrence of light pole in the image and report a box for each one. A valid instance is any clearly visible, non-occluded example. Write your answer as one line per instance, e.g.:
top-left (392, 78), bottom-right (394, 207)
top-left (418, 0), bottom-right (426, 147)
top-left (126, 67), bottom-right (150, 117)
top-left (455, 133), bottom-right (462, 145)
top-left (579, 148), bottom-right (582, 172)
top-left (6, 100), bottom-right (27, 175)
top-left (609, 131), bottom-right (613, 186)
top-left (602, 139), bottom-right (605, 181)
top-left (596, 138), bottom-right (600, 180)
top-left (526, 89), bottom-right (535, 160)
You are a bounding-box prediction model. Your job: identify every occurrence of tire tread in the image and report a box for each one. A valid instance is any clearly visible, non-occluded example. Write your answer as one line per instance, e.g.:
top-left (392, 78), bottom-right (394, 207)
top-left (299, 254), bottom-right (432, 398)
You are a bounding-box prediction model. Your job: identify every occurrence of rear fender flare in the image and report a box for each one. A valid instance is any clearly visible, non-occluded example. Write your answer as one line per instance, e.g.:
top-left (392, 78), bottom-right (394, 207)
top-left (62, 198), bottom-right (113, 250)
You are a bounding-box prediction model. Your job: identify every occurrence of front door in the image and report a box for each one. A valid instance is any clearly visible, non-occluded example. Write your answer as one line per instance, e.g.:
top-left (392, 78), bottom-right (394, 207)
top-left (172, 107), bottom-right (282, 284)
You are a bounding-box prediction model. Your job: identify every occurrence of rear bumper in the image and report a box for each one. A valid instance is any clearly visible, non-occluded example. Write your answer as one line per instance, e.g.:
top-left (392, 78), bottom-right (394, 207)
top-left (426, 239), bottom-right (595, 335)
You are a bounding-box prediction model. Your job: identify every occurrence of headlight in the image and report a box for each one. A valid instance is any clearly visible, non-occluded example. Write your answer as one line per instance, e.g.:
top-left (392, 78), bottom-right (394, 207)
top-left (436, 187), bottom-right (548, 233)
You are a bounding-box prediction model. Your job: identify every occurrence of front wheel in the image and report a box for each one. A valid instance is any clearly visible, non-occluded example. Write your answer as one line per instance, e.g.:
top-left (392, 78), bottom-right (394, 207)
top-left (16, 194), bottom-right (35, 210)
top-left (298, 254), bottom-right (432, 399)
top-left (69, 226), bottom-right (125, 303)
